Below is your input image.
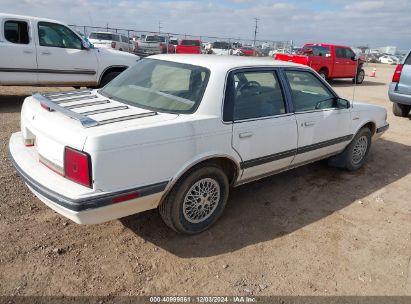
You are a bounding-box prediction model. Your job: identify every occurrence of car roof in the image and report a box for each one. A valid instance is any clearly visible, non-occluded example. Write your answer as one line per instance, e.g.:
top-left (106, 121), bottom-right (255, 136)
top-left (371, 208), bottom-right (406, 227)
top-left (149, 54), bottom-right (305, 70)
top-left (0, 13), bottom-right (64, 25)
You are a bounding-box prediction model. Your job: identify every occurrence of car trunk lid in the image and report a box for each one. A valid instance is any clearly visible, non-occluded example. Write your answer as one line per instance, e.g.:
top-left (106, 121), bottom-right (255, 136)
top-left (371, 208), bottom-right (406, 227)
top-left (21, 89), bottom-right (178, 175)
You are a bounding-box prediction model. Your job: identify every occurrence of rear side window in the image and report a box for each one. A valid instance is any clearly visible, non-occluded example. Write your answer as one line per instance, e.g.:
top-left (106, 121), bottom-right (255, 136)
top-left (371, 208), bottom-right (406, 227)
top-left (4, 20), bottom-right (29, 44)
top-left (405, 53), bottom-right (411, 65)
top-left (285, 70), bottom-right (335, 112)
top-left (89, 33), bottom-right (113, 40)
top-left (230, 71), bottom-right (286, 121)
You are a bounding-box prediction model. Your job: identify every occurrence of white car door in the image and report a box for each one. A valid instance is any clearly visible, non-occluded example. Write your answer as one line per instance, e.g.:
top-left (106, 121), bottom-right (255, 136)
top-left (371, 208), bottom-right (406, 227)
top-left (226, 69), bottom-right (298, 182)
top-left (284, 69), bottom-right (352, 165)
top-left (0, 17), bottom-right (37, 84)
top-left (35, 21), bottom-right (98, 86)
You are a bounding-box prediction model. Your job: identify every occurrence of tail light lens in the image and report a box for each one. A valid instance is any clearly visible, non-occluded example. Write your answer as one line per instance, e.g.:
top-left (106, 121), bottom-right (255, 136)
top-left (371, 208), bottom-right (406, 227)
top-left (111, 41), bottom-right (116, 49)
top-left (64, 147), bottom-right (92, 187)
top-left (392, 64), bottom-right (403, 83)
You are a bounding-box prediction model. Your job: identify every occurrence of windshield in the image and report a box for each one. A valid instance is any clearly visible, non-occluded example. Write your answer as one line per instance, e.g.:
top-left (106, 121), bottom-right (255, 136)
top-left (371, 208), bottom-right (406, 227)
top-left (181, 40), bottom-right (201, 46)
top-left (146, 35), bottom-right (166, 42)
top-left (99, 59), bottom-right (210, 114)
top-left (88, 33), bottom-right (113, 40)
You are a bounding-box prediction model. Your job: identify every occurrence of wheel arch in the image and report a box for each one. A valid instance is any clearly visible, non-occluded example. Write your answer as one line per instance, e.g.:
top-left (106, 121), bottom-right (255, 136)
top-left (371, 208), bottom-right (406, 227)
top-left (159, 154), bottom-right (241, 204)
top-left (98, 65), bottom-right (128, 85)
top-left (354, 120), bottom-right (377, 137)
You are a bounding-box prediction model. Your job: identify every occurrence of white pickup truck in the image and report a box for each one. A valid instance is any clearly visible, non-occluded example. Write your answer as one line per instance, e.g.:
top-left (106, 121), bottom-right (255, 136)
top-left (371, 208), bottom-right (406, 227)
top-left (9, 55), bottom-right (389, 234)
top-left (0, 13), bottom-right (139, 87)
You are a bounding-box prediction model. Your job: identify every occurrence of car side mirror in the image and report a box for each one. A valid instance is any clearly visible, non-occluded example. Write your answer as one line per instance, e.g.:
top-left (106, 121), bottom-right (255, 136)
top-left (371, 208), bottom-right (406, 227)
top-left (337, 98), bottom-right (350, 109)
top-left (351, 55), bottom-right (357, 61)
top-left (81, 39), bottom-right (93, 50)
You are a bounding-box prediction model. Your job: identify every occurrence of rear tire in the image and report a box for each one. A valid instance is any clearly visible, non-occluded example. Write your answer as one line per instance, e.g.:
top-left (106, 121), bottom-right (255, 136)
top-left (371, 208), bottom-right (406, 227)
top-left (98, 71), bottom-right (121, 88)
top-left (328, 128), bottom-right (372, 171)
top-left (392, 102), bottom-right (411, 117)
top-left (159, 164), bottom-right (229, 234)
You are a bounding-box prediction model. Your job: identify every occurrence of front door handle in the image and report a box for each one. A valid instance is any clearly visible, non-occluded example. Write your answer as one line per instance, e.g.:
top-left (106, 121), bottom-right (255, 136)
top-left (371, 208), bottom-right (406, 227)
top-left (41, 51), bottom-right (51, 55)
top-left (23, 50), bottom-right (33, 54)
top-left (239, 132), bottom-right (253, 138)
top-left (304, 121), bottom-right (315, 127)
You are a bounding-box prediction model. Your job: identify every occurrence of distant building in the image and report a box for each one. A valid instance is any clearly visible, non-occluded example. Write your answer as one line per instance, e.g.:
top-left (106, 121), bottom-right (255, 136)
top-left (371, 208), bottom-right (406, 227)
top-left (377, 46), bottom-right (397, 55)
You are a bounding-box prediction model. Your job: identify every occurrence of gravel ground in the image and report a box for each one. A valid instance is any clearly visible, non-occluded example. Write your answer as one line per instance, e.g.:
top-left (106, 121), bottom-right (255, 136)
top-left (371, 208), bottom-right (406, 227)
top-left (0, 63), bottom-right (410, 296)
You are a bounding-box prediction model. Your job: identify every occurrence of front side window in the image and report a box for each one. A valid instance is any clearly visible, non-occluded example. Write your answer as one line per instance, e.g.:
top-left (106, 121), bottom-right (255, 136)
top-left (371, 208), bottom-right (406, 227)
top-left (99, 59), bottom-right (210, 114)
top-left (335, 47), bottom-right (347, 59)
top-left (38, 22), bottom-right (82, 49)
top-left (4, 20), bottom-right (29, 44)
top-left (230, 71), bottom-right (286, 121)
top-left (285, 70), bottom-right (336, 112)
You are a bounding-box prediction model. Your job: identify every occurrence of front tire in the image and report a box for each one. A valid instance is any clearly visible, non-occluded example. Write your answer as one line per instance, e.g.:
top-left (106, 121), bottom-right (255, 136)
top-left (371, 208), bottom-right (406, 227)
top-left (353, 69), bottom-right (365, 84)
top-left (392, 102), bottom-right (411, 117)
top-left (328, 128), bottom-right (372, 171)
top-left (159, 164), bottom-right (229, 234)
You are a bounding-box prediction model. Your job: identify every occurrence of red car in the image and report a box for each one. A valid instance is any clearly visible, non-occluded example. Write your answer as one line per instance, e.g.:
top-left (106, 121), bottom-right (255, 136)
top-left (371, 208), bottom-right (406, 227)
top-left (238, 46), bottom-right (261, 57)
top-left (275, 43), bottom-right (365, 83)
top-left (175, 39), bottom-right (202, 54)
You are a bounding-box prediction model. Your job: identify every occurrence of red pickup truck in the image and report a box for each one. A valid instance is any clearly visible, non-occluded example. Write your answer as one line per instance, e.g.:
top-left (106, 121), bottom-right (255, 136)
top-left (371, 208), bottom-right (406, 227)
top-left (275, 43), bottom-right (365, 84)
top-left (175, 39), bottom-right (202, 54)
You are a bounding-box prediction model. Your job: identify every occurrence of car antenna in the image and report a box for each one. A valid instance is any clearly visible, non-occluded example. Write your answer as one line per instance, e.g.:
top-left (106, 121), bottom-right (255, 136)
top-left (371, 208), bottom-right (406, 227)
top-left (352, 55), bottom-right (359, 108)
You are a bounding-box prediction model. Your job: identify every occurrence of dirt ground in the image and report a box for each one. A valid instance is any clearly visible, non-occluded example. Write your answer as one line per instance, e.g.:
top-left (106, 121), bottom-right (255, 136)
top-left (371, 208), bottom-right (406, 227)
top-left (0, 63), bottom-right (410, 297)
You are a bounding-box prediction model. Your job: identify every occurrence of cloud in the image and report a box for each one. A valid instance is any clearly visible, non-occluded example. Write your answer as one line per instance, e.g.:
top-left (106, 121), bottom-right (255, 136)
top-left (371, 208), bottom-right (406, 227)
top-left (1, 0), bottom-right (410, 49)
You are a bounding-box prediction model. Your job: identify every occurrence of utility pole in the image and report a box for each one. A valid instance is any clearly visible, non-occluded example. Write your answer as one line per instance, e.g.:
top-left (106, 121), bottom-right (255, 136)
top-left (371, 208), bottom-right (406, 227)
top-left (253, 17), bottom-right (259, 46)
top-left (158, 21), bottom-right (162, 34)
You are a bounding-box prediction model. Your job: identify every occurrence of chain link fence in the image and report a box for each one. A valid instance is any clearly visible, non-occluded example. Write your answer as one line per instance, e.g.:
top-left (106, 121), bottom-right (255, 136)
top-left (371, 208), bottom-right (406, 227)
top-left (68, 24), bottom-right (293, 56)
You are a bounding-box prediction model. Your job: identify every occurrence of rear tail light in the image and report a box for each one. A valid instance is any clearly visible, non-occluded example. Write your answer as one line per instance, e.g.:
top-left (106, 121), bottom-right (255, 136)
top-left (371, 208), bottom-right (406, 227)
top-left (64, 147), bottom-right (92, 187)
top-left (111, 41), bottom-right (116, 49)
top-left (392, 64), bottom-right (403, 83)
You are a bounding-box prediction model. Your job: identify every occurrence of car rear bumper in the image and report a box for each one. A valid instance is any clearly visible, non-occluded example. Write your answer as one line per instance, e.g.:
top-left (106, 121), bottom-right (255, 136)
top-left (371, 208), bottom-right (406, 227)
top-left (9, 132), bottom-right (167, 224)
top-left (388, 83), bottom-right (411, 105)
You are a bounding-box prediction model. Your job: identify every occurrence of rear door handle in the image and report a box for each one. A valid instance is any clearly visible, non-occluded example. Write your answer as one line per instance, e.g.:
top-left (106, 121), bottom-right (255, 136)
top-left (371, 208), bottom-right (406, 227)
top-left (23, 50), bottom-right (33, 54)
top-left (239, 132), bottom-right (253, 138)
top-left (304, 121), bottom-right (315, 127)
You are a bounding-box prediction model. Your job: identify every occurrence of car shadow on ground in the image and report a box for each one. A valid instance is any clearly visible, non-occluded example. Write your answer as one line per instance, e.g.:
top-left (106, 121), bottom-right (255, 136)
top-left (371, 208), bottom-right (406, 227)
top-left (329, 80), bottom-right (387, 87)
top-left (121, 138), bottom-right (411, 258)
top-left (0, 94), bottom-right (27, 114)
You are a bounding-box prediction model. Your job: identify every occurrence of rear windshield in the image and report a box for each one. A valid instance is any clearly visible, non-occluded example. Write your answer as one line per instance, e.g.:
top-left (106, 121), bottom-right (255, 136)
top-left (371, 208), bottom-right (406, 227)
top-left (146, 35), bottom-right (166, 42)
top-left (99, 59), bottom-right (210, 114)
top-left (181, 40), bottom-right (200, 46)
top-left (88, 33), bottom-right (113, 40)
top-left (301, 45), bottom-right (330, 56)
top-left (213, 42), bottom-right (231, 49)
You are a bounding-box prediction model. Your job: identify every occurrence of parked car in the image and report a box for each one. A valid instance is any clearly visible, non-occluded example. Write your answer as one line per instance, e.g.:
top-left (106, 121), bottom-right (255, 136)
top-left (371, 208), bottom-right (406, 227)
top-left (88, 32), bottom-right (133, 52)
top-left (379, 55), bottom-right (399, 65)
top-left (233, 46), bottom-right (262, 57)
top-left (210, 41), bottom-right (232, 55)
top-left (9, 55), bottom-right (389, 234)
top-left (175, 39), bottom-right (202, 54)
top-left (389, 50), bottom-right (411, 117)
top-left (134, 35), bottom-right (174, 57)
top-left (275, 43), bottom-right (365, 84)
top-left (0, 13), bottom-right (139, 87)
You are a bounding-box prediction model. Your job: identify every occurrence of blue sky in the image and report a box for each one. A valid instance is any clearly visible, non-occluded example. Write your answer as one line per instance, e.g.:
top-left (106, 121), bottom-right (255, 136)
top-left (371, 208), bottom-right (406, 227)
top-left (2, 0), bottom-right (411, 49)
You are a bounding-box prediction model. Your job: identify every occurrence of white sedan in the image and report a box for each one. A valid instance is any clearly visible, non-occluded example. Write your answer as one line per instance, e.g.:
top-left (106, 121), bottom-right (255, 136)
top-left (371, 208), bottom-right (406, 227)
top-left (9, 55), bottom-right (389, 234)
